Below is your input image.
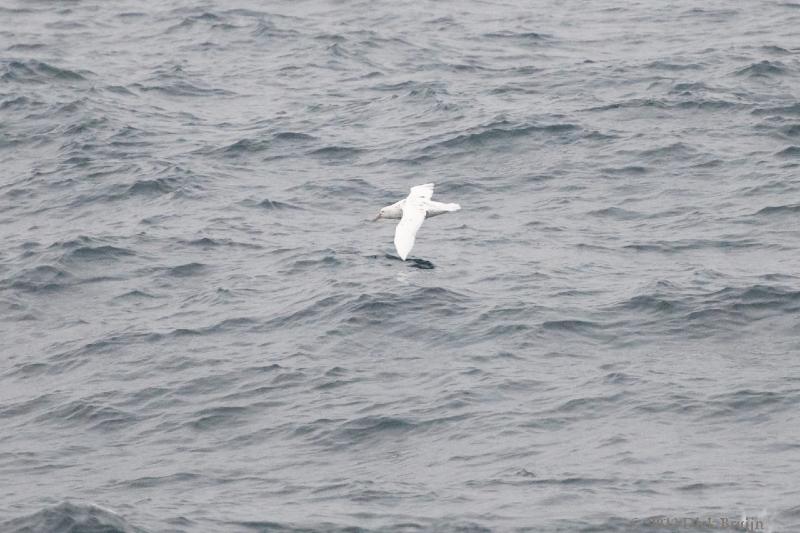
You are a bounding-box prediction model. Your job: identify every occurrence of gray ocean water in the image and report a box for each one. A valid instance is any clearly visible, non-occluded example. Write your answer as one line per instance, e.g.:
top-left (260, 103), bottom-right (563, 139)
top-left (2, 0), bottom-right (800, 531)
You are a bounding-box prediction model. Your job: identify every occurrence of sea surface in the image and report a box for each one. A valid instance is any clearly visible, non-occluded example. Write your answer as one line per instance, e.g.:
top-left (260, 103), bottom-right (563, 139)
top-left (2, 0), bottom-right (800, 531)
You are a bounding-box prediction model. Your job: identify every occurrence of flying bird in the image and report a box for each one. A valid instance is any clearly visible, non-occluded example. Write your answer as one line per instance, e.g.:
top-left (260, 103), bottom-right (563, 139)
top-left (373, 183), bottom-right (461, 260)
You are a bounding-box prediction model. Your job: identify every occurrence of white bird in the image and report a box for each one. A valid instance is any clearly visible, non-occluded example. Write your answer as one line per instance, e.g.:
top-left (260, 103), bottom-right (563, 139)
top-left (373, 183), bottom-right (461, 260)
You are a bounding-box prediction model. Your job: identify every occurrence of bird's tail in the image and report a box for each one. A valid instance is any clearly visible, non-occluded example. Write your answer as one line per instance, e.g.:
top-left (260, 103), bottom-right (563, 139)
top-left (441, 202), bottom-right (461, 212)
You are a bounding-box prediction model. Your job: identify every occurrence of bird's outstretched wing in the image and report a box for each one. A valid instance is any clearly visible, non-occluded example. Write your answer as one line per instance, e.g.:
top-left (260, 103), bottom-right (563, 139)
top-left (409, 183), bottom-right (434, 201)
top-left (394, 201), bottom-right (426, 261)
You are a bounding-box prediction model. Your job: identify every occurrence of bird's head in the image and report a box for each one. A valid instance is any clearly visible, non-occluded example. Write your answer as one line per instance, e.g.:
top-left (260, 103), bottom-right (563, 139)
top-left (372, 208), bottom-right (386, 221)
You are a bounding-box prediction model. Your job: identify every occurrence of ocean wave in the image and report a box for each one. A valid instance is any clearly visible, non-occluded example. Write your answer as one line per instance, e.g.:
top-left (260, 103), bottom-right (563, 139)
top-left (60, 245), bottom-right (135, 264)
top-left (2, 503), bottom-right (146, 533)
top-left (215, 132), bottom-right (317, 158)
top-left (135, 80), bottom-right (233, 97)
top-left (257, 286), bottom-right (471, 334)
top-left (133, 64), bottom-right (234, 97)
top-left (299, 412), bottom-right (472, 450)
top-left (370, 80), bottom-right (447, 93)
top-left (644, 60), bottom-right (703, 71)
top-left (587, 206), bottom-right (644, 219)
top-left (1, 60), bottom-right (88, 83)
top-left (611, 284), bottom-right (800, 332)
top-left (420, 119), bottom-right (581, 152)
top-left (777, 124), bottom-right (800, 138)
top-left (118, 472), bottom-right (204, 491)
top-left (326, 415), bottom-right (415, 443)
top-left (256, 198), bottom-right (302, 210)
top-left (187, 405), bottom-right (252, 430)
top-left (623, 237), bottom-right (762, 252)
top-left (160, 317), bottom-right (261, 339)
top-left (0, 393), bottom-right (55, 419)
top-left (588, 98), bottom-right (743, 112)
top-left (776, 145), bottom-right (800, 158)
top-left (81, 164), bottom-right (206, 201)
top-left (4, 265), bottom-right (75, 293)
top-left (483, 30), bottom-right (550, 40)
top-left (125, 177), bottom-right (179, 196)
top-left (113, 289), bottom-right (160, 300)
top-left (38, 400), bottom-right (138, 432)
top-left (541, 319), bottom-right (602, 333)
top-left (755, 203), bottom-right (800, 215)
top-left (251, 19), bottom-right (302, 39)
top-left (702, 388), bottom-right (799, 420)
top-left (162, 262), bottom-right (208, 277)
top-left (613, 294), bottom-right (681, 314)
top-left (752, 102), bottom-right (800, 115)
top-left (307, 145), bottom-right (364, 159)
top-left (179, 237), bottom-right (264, 249)
top-left (281, 254), bottom-right (342, 274)
top-left (345, 287), bottom-right (470, 319)
top-left (230, 518), bottom-right (471, 533)
top-left (599, 166), bottom-right (649, 175)
top-left (287, 178), bottom-right (380, 198)
top-left (735, 60), bottom-right (788, 77)
top-left (0, 95), bottom-right (44, 110)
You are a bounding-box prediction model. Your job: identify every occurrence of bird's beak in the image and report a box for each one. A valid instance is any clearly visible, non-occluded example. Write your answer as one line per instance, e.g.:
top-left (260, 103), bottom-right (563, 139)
top-left (372, 213), bottom-right (381, 221)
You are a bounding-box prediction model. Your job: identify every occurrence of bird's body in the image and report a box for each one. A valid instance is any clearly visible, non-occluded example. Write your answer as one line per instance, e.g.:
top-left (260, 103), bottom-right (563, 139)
top-left (374, 183), bottom-right (461, 260)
